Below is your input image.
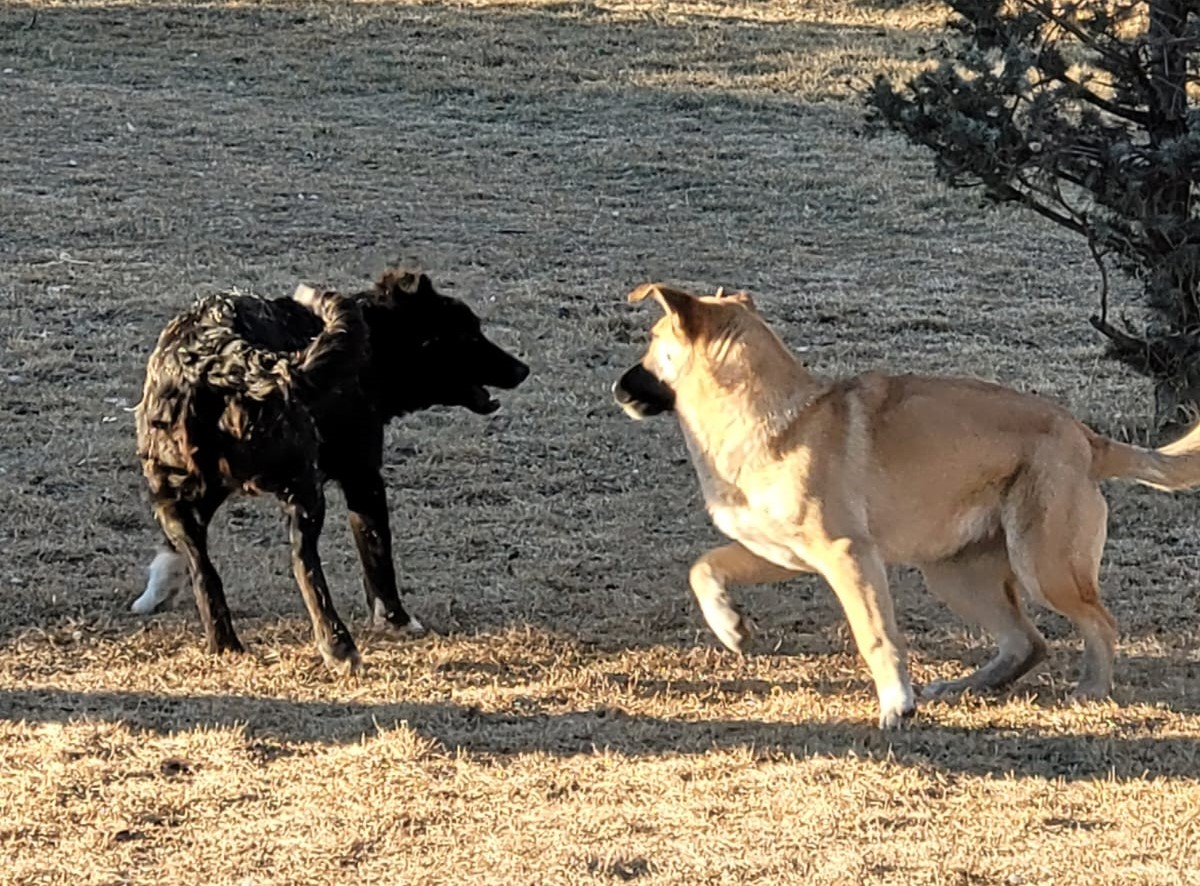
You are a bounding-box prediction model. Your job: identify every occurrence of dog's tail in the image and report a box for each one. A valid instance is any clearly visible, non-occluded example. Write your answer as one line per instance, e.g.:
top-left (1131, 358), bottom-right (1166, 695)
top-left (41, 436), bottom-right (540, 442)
top-left (291, 285), bottom-right (368, 394)
top-left (1090, 422), bottom-right (1200, 491)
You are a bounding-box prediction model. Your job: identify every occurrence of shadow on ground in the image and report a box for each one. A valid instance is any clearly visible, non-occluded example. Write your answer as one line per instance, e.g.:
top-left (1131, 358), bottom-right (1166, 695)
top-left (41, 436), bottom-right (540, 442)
top-left (2, 685), bottom-right (1195, 780)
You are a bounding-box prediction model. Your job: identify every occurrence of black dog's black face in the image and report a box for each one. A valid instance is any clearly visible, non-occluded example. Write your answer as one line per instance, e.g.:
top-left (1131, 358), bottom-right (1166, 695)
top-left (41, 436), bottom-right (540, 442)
top-left (613, 363), bottom-right (675, 419)
top-left (366, 271), bottom-right (529, 417)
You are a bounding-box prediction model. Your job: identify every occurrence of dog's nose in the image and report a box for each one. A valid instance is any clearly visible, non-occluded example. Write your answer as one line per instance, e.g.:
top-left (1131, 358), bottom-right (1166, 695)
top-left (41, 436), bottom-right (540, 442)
top-left (511, 360), bottom-right (531, 385)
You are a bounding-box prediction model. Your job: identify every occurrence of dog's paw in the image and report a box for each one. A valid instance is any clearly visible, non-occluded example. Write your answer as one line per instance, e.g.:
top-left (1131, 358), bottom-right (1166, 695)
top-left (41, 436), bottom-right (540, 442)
top-left (1068, 682), bottom-right (1112, 704)
top-left (878, 708), bottom-right (915, 730)
top-left (319, 637), bottom-right (362, 675)
top-left (336, 650), bottom-right (364, 676)
top-left (372, 600), bottom-right (430, 637)
top-left (920, 679), bottom-right (966, 702)
top-left (207, 633), bottom-right (246, 655)
top-left (701, 601), bottom-right (751, 655)
top-left (877, 683), bottom-right (917, 729)
top-left (398, 614), bottom-right (428, 637)
top-left (377, 614), bottom-right (428, 639)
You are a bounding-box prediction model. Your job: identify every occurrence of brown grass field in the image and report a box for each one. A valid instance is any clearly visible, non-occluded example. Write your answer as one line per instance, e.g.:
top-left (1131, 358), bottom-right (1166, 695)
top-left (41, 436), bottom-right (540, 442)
top-left (3, 1), bottom-right (1200, 883)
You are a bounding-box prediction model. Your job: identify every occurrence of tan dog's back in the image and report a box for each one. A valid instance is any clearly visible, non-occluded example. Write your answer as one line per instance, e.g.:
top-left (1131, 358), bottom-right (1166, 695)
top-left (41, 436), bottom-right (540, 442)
top-left (831, 372), bottom-right (1090, 563)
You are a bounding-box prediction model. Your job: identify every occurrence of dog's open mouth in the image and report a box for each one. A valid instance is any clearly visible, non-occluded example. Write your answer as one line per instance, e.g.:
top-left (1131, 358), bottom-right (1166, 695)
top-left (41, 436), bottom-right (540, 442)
top-left (466, 385), bottom-right (501, 414)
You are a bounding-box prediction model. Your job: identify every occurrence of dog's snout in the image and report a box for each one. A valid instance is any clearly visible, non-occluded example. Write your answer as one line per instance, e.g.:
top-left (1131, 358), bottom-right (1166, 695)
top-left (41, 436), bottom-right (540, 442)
top-left (614, 364), bottom-right (675, 417)
top-left (483, 339), bottom-right (530, 389)
top-left (495, 355), bottom-right (529, 389)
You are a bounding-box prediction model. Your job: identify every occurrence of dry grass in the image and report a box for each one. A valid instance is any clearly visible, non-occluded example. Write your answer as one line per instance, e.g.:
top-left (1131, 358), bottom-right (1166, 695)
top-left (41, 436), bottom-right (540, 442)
top-left (3, 1), bottom-right (1200, 883)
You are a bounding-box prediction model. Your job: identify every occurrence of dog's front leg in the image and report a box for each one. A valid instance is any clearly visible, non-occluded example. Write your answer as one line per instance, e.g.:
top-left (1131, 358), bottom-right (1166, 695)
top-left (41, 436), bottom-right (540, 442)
top-left (689, 542), bottom-right (810, 653)
top-left (340, 471), bottom-right (425, 636)
top-left (284, 484), bottom-right (361, 674)
top-left (812, 539), bottom-right (915, 729)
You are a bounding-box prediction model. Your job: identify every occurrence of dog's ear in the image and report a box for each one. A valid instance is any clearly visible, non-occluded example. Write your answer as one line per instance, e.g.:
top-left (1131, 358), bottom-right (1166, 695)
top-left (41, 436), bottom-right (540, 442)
top-left (722, 289), bottom-right (756, 311)
top-left (292, 283), bottom-right (320, 308)
top-left (627, 283), bottom-right (704, 338)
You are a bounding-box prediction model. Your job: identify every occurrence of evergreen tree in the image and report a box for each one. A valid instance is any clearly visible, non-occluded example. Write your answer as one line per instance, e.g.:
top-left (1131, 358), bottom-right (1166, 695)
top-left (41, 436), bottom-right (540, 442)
top-left (868, 1), bottom-right (1200, 424)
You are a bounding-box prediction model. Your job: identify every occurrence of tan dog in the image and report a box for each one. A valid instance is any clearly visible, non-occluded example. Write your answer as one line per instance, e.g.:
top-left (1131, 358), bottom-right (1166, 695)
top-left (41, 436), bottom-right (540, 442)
top-left (613, 282), bottom-right (1200, 728)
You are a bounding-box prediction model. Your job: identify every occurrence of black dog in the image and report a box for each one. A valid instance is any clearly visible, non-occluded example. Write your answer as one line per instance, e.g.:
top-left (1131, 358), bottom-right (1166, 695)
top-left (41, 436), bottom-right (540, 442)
top-left (132, 269), bottom-right (529, 672)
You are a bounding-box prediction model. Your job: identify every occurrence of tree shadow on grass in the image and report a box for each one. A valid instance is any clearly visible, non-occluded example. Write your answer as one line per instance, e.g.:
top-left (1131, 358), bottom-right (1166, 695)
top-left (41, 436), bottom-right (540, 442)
top-left (3, 685), bottom-right (1199, 781)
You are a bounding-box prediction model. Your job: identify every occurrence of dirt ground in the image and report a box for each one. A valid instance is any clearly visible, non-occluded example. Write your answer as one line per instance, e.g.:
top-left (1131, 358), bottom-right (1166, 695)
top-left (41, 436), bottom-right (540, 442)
top-left (2, 1), bottom-right (1200, 883)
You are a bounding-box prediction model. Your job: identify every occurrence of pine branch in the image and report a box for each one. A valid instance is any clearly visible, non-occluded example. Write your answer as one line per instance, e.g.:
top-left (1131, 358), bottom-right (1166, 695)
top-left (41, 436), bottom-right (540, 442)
top-left (990, 182), bottom-right (1091, 235)
top-left (1055, 73), bottom-right (1151, 126)
top-left (1088, 315), bottom-right (1164, 376)
top-left (1021, 0), bottom-right (1152, 93)
top-left (868, 0), bottom-right (1200, 408)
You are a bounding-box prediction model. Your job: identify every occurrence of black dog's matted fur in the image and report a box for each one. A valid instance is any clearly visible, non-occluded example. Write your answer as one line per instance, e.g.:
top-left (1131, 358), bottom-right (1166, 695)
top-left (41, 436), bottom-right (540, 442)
top-left (133, 269), bottom-right (529, 672)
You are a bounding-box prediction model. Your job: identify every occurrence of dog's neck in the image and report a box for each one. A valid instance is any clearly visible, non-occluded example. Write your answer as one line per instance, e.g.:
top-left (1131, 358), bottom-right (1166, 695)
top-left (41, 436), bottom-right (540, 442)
top-left (673, 341), bottom-right (827, 483)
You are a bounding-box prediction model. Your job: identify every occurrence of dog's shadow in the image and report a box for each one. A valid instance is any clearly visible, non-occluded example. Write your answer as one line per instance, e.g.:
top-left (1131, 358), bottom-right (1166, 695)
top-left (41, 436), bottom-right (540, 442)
top-left (2, 684), bottom-right (1198, 781)
top-left (16, 587), bottom-right (1200, 726)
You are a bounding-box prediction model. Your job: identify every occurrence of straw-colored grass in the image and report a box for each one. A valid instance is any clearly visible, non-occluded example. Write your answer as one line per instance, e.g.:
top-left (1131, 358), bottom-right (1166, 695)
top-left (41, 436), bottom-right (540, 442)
top-left (3, 1), bottom-right (1199, 883)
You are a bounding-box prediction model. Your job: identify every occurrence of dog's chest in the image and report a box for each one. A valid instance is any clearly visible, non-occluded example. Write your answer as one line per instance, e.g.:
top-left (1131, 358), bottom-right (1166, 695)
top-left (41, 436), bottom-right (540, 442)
top-left (681, 427), bottom-right (811, 570)
top-left (708, 498), bottom-right (809, 571)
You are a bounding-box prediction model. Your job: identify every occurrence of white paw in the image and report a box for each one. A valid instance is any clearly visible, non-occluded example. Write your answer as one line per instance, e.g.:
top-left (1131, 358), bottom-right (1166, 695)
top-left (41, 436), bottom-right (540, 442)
top-left (700, 599), bottom-right (750, 654)
top-left (372, 599), bottom-right (428, 636)
top-left (131, 550), bottom-right (187, 615)
top-left (877, 682), bottom-right (917, 729)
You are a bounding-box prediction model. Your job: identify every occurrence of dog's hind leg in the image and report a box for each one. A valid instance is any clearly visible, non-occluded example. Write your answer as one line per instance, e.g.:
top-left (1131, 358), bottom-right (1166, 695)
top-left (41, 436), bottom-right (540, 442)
top-left (339, 469), bottom-right (425, 636)
top-left (1005, 475), bottom-right (1116, 702)
top-left (154, 496), bottom-right (242, 654)
top-left (919, 541), bottom-right (1047, 701)
top-left (282, 481), bottom-right (361, 674)
top-left (689, 543), bottom-right (809, 655)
